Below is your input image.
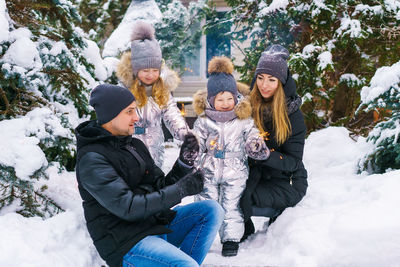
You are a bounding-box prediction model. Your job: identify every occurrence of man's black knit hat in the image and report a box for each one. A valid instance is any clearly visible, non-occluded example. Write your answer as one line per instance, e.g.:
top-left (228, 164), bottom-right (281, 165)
top-left (89, 84), bottom-right (136, 125)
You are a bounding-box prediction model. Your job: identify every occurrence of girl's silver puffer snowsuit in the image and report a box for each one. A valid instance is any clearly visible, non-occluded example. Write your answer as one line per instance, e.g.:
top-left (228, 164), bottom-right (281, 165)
top-left (192, 87), bottom-right (268, 243)
top-left (116, 52), bottom-right (188, 168)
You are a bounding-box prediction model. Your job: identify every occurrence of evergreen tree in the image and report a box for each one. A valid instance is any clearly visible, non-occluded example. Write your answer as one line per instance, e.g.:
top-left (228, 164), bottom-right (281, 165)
top-left (358, 61), bottom-right (400, 173)
top-left (205, 0), bottom-right (297, 84)
top-left (155, 0), bottom-right (207, 73)
top-left (74, 0), bottom-right (131, 48)
top-left (289, 0), bottom-right (400, 132)
top-left (205, 0), bottom-right (400, 132)
top-left (155, 0), bottom-right (172, 11)
top-left (97, 0), bottom-right (207, 76)
top-left (0, 0), bottom-right (100, 217)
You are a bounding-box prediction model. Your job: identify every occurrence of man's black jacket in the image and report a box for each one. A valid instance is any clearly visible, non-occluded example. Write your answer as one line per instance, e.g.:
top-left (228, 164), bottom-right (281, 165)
top-left (75, 120), bottom-right (192, 267)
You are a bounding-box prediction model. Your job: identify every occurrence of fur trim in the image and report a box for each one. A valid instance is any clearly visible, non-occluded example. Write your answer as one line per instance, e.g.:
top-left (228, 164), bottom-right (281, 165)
top-left (192, 89), bottom-right (252, 119)
top-left (208, 56), bottom-right (234, 74)
top-left (131, 21), bottom-right (155, 41)
top-left (116, 52), bottom-right (134, 88)
top-left (160, 67), bottom-right (181, 92)
top-left (116, 51), bottom-right (180, 92)
top-left (193, 89), bottom-right (208, 115)
top-left (235, 96), bottom-right (252, 119)
top-left (237, 81), bottom-right (250, 97)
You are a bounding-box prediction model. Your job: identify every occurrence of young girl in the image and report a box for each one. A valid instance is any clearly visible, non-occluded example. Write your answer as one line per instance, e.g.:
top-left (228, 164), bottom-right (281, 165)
top-left (116, 21), bottom-right (189, 168)
top-left (240, 44), bottom-right (308, 241)
top-left (192, 56), bottom-right (270, 257)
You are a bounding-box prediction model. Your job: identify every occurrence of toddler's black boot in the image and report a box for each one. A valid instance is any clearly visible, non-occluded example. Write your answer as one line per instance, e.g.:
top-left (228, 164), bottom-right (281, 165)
top-left (222, 241), bottom-right (239, 257)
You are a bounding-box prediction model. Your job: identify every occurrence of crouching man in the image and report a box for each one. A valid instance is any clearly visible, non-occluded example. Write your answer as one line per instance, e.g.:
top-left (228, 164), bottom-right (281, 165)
top-left (75, 84), bottom-right (224, 267)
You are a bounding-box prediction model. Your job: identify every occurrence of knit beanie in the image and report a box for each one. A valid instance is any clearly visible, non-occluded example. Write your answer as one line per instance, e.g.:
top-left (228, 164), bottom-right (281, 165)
top-left (130, 21), bottom-right (162, 76)
top-left (255, 44), bottom-right (290, 85)
top-left (207, 56), bottom-right (238, 107)
top-left (89, 84), bottom-right (136, 125)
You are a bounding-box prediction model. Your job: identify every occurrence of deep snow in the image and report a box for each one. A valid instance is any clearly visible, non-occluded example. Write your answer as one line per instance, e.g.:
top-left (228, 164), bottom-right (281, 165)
top-left (1, 127), bottom-right (400, 267)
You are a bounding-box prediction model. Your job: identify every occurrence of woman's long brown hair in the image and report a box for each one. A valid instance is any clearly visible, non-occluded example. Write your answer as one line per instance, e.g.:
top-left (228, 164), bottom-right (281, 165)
top-left (250, 80), bottom-right (291, 145)
top-left (129, 77), bottom-right (169, 108)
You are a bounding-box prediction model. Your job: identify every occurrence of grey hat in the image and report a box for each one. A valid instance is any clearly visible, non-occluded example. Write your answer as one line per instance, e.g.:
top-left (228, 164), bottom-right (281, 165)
top-left (255, 44), bottom-right (290, 85)
top-left (207, 56), bottom-right (238, 107)
top-left (130, 21), bottom-right (162, 76)
top-left (89, 84), bottom-right (136, 125)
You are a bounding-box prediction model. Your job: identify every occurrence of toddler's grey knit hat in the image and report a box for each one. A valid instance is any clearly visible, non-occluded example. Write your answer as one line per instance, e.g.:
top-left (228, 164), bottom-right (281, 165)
top-left (89, 84), bottom-right (136, 125)
top-left (255, 44), bottom-right (289, 85)
top-left (207, 56), bottom-right (238, 107)
top-left (130, 21), bottom-right (162, 76)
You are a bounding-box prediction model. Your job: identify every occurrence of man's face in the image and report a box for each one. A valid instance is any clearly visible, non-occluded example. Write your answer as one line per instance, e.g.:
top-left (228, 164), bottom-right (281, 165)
top-left (108, 101), bottom-right (139, 136)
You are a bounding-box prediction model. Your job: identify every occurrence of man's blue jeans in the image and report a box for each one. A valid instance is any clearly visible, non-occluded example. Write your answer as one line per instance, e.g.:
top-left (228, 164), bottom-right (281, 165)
top-left (123, 200), bottom-right (224, 267)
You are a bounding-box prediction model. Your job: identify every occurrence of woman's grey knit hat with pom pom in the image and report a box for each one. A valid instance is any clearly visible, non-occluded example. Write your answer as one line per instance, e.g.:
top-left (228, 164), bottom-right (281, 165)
top-left (255, 44), bottom-right (289, 85)
top-left (130, 21), bottom-right (162, 76)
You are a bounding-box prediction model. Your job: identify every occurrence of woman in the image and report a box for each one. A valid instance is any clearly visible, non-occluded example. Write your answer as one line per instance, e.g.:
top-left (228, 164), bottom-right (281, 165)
top-left (240, 44), bottom-right (308, 239)
top-left (116, 21), bottom-right (189, 168)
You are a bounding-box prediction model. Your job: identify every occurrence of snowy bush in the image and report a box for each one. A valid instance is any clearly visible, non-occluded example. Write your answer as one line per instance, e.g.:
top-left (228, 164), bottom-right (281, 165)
top-left (358, 61), bottom-right (400, 173)
top-left (101, 0), bottom-right (207, 75)
top-left (0, 0), bottom-right (104, 217)
top-left (75, 0), bottom-right (131, 47)
top-left (206, 0), bottom-right (400, 132)
top-left (155, 0), bottom-right (206, 73)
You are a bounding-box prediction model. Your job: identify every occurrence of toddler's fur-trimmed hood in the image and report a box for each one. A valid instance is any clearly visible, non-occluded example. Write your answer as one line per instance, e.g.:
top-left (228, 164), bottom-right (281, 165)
top-left (116, 51), bottom-right (180, 92)
top-left (193, 82), bottom-right (252, 119)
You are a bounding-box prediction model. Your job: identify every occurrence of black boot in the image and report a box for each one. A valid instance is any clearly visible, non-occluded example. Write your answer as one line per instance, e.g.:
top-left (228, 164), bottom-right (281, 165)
top-left (240, 219), bottom-right (255, 243)
top-left (222, 241), bottom-right (239, 257)
top-left (268, 210), bottom-right (283, 226)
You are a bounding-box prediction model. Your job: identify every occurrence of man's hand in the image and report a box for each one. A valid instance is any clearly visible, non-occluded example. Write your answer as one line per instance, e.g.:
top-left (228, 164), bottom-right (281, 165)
top-left (179, 133), bottom-right (200, 166)
top-left (176, 169), bottom-right (204, 197)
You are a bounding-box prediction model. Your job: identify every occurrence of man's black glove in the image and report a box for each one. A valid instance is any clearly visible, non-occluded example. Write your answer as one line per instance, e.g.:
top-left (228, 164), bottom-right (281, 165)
top-left (176, 169), bottom-right (204, 198)
top-left (179, 133), bottom-right (199, 166)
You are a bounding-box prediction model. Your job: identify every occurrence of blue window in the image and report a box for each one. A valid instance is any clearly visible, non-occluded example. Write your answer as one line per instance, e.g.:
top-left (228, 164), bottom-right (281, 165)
top-left (206, 11), bottom-right (231, 77)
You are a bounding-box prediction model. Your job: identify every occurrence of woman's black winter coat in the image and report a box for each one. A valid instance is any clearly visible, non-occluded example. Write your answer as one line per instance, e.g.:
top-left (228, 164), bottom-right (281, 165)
top-left (75, 120), bottom-right (191, 267)
top-left (240, 74), bottom-right (308, 221)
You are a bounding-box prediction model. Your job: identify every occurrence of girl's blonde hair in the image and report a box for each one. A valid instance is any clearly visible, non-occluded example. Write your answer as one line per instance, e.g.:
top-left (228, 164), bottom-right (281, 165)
top-left (129, 77), bottom-right (169, 108)
top-left (250, 80), bottom-right (291, 145)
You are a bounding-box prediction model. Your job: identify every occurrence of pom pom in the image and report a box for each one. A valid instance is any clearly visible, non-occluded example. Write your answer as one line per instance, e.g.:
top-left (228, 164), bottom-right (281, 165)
top-left (207, 56), bottom-right (234, 74)
top-left (131, 20), bottom-right (155, 41)
top-left (263, 44), bottom-right (289, 61)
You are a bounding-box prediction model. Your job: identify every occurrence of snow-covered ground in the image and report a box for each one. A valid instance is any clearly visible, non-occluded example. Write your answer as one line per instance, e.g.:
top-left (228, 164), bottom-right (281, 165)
top-left (1, 126), bottom-right (400, 267)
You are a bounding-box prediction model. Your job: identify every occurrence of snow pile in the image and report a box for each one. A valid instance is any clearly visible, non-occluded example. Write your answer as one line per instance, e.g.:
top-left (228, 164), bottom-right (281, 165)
top-left (257, 0), bottom-right (289, 16)
top-left (0, 108), bottom-right (71, 180)
top-left (203, 127), bottom-right (400, 267)
top-left (0, 127), bottom-right (399, 266)
top-left (360, 60), bottom-right (400, 105)
top-left (0, 166), bottom-right (105, 267)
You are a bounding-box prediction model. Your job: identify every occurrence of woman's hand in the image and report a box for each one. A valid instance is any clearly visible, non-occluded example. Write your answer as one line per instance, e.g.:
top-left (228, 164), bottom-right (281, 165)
top-left (246, 137), bottom-right (270, 160)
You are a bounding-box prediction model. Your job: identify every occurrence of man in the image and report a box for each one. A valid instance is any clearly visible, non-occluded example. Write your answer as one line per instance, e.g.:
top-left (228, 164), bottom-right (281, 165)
top-left (75, 84), bottom-right (224, 267)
